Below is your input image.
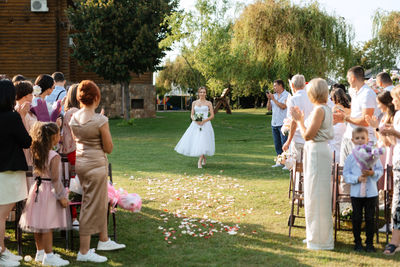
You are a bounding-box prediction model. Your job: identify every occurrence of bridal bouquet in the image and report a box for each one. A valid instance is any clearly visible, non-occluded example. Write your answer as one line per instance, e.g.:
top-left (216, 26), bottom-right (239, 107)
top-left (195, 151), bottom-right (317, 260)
top-left (193, 113), bottom-right (203, 131)
top-left (352, 142), bottom-right (385, 197)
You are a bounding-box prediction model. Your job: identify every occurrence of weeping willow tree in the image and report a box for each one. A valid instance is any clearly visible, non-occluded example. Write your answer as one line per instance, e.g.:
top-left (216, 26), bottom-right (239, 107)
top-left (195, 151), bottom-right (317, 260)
top-left (360, 10), bottom-right (400, 72)
top-left (231, 0), bottom-right (355, 87)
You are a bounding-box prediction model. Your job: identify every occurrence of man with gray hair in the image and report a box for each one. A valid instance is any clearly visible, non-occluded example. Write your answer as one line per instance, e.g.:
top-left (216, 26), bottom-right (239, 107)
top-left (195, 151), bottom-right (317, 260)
top-left (282, 74), bottom-right (313, 163)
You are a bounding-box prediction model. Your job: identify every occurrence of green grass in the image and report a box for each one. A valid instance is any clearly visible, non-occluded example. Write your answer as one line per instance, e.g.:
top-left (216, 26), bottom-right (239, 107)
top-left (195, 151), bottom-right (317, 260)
top-left (7, 109), bottom-right (400, 266)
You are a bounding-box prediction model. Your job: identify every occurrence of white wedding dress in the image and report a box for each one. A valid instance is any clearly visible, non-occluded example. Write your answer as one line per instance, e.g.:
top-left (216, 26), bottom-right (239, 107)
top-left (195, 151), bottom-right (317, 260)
top-left (175, 105), bottom-right (215, 157)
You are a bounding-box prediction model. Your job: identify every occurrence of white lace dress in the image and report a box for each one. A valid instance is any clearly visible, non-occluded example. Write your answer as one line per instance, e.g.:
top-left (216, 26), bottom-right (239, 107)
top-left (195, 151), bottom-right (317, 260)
top-left (175, 105), bottom-right (215, 157)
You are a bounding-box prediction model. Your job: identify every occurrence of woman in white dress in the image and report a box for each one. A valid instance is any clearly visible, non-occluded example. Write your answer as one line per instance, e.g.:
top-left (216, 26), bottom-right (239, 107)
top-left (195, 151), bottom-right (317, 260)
top-left (291, 78), bottom-right (334, 250)
top-left (175, 86), bottom-right (215, 168)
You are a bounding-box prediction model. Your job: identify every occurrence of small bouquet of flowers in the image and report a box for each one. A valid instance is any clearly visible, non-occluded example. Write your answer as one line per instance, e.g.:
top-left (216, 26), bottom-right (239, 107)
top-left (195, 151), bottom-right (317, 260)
top-left (193, 113), bottom-right (204, 131)
top-left (352, 142), bottom-right (385, 197)
top-left (274, 151), bottom-right (295, 170)
top-left (281, 118), bottom-right (292, 136)
top-left (340, 206), bottom-right (353, 220)
top-left (107, 182), bottom-right (142, 213)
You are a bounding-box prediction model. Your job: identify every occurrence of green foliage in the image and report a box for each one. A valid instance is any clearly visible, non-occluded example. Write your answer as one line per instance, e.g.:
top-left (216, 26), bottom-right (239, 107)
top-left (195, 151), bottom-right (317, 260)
top-left (67, 0), bottom-right (178, 84)
top-left (232, 0), bottom-right (355, 86)
top-left (360, 10), bottom-right (400, 72)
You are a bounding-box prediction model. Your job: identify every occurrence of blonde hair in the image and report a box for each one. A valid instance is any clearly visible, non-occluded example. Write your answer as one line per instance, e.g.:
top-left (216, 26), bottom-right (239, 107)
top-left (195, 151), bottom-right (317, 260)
top-left (307, 78), bottom-right (329, 104)
top-left (390, 85), bottom-right (400, 100)
top-left (198, 86), bottom-right (207, 93)
top-left (30, 122), bottom-right (59, 176)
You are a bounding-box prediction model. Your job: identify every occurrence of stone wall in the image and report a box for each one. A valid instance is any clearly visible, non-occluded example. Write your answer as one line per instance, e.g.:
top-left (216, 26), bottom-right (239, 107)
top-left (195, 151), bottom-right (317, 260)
top-left (97, 83), bottom-right (156, 119)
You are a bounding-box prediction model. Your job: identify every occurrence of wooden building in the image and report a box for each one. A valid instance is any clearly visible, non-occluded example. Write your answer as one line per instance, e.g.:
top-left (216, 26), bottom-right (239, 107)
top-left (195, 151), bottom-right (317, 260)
top-left (0, 0), bottom-right (155, 118)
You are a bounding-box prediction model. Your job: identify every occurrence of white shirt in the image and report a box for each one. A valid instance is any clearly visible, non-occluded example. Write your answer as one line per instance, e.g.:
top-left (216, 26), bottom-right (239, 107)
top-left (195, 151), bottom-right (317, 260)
top-left (385, 85), bottom-right (394, 92)
top-left (286, 89), bottom-right (313, 144)
top-left (271, 90), bottom-right (290, 127)
top-left (344, 84), bottom-right (377, 141)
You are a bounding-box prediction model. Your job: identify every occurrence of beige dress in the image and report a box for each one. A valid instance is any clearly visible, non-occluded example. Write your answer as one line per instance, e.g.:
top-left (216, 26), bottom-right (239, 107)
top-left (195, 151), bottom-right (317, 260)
top-left (303, 104), bottom-right (334, 250)
top-left (69, 113), bottom-right (109, 235)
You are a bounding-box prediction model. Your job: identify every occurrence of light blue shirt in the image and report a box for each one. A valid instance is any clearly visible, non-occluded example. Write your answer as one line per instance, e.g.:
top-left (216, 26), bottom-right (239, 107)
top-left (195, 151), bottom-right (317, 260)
top-left (343, 153), bottom-right (383, 198)
top-left (46, 85), bottom-right (66, 114)
top-left (271, 90), bottom-right (289, 127)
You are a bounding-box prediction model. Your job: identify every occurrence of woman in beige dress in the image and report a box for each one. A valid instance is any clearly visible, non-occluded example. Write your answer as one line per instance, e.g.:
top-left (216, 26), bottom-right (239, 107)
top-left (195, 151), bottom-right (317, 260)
top-left (291, 78), bottom-right (334, 250)
top-left (70, 80), bottom-right (125, 263)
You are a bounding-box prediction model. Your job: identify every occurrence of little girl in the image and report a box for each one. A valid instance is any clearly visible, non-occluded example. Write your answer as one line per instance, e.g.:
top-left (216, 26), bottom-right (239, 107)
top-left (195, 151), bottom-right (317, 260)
top-left (19, 122), bottom-right (70, 266)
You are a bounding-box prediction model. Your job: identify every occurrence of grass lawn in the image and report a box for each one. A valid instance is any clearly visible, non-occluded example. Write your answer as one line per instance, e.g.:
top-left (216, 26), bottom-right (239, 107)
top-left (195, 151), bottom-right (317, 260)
top-left (7, 109), bottom-right (399, 266)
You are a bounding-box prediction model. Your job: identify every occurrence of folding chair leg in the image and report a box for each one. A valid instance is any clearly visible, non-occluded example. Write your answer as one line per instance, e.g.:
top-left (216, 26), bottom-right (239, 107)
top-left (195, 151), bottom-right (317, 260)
top-left (112, 213), bottom-right (117, 241)
top-left (334, 203), bottom-right (338, 242)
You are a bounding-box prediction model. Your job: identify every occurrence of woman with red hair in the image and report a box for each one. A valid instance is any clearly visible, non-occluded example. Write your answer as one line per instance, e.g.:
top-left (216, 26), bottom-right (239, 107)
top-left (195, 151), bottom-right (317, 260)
top-left (70, 80), bottom-right (125, 263)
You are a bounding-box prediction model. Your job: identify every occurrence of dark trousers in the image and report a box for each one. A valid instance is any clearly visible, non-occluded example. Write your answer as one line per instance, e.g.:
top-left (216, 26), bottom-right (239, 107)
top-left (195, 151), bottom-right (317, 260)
top-left (351, 196), bottom-right (377, 245)
top-left (272, 126), bottom-right (288, 156)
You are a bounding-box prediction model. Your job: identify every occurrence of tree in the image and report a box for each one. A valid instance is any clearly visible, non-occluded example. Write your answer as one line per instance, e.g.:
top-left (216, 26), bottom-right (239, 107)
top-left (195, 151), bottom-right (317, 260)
top-left (360, 10), bottom-right (400, 72)
top-left (155, 55), bottom-right (206, 95)
top-left (67, 0), bottom-right (178, 119)
top-left (231, 0), bottom-right (355, 85)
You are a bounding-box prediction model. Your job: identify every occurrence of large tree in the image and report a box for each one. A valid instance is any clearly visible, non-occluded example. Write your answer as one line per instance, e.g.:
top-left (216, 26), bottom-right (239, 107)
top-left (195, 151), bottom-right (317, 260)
top-left (231, 0), bottom-right (355, 86)
top-left (68, 0), bottom-right (178, 119)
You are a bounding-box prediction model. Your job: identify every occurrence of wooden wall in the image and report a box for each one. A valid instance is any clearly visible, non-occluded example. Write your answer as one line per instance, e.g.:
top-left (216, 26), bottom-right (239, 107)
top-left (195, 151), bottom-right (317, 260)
top-left (0, 0), bottom-right (152, 85)
top-left (0, 0), bottom-right (70, 80)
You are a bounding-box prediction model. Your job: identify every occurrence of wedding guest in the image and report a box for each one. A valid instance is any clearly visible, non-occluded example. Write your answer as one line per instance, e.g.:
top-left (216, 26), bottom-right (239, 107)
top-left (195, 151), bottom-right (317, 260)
top-left (333, 66), bottom-right (377, 193)
top-left (0, 79), bottom-right (31, 267)
top-left (267, 79), bottom-right (290, 167)
top-left (380, 85), bottom-right (400, 255)
top-left (70, 80), bottom-right (125, 263)
top-left (11, 74), bottom-right (26, 83)
top-left (376, 72), bottom-right (394, 92)
top-left (19, 122), bottom-right (70, 266)
top-left (175, 86), bottom-right (215, 169)
top-left (291, 78), bottom-right (334, 250)
top-left (283, 74), bottom-right (313, 162)
top-left (343, 127), bottom-right (383, 252)
top-left (329, 87), bottom-right (350, 162)
top-left (14, 81), bottom-right (38, 189)
top-left (32, 74), bottom-right (55, 107)
top-left (47, 72), bottom-right (67, 114)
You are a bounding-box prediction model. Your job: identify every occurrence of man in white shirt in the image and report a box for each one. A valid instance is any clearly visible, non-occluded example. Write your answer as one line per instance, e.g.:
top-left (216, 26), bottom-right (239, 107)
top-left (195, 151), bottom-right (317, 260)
top-left (267, 80), bottom-right (290, 167)
top-left (334, 66), bottom-right (377, 168)
top-left (376, 72), bottom-right (394, 92)
top-left (282, 74), bottom-right (313, 163)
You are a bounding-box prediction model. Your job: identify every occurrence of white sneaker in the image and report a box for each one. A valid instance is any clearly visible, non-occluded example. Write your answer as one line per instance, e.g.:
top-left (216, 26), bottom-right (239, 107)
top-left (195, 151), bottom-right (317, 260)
top-left (72, 220), bottom-right (80, 231)
top-left (42, 253), bottom-right (69, 266)
top-left (1, 249), bottom-right (22, 262)
top-left (77, 249), bottom-right (107, 263)
top-left (379, 224), bottom-right (392, 233)
top-left (97, 239), bottom-right (126, 251)
top-left (0, 256), bottom-right (20, 267)
top-left (35, 250), bottom-right (44, 262)
top-left (272, 164), bottom-right (284, 168)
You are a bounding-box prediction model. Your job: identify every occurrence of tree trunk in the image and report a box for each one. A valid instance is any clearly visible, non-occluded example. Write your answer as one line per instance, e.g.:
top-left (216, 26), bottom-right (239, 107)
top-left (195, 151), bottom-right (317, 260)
top-left (122, 81), bottom-right (130, 120)
top-left (120, 83), bottom-right (124, 117)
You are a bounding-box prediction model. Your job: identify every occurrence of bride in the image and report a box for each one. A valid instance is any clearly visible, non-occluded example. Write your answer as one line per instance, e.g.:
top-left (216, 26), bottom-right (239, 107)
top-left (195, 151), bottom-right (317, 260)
top-left (175, 86), bottom-right (215, 168)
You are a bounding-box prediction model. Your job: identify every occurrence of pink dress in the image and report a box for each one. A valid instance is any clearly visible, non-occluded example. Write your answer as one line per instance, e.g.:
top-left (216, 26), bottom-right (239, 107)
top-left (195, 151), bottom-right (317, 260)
top-left (61, 108), bottom-right (79, 154)
top-left (377, 117), bottom-right (394, 190)
top-left (19, 150), bottom-right (70, 233)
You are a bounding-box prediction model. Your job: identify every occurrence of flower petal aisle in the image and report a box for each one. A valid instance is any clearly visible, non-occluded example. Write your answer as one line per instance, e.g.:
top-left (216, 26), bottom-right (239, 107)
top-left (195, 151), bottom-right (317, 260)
top-left (145, 173), bottom-right (253, 243)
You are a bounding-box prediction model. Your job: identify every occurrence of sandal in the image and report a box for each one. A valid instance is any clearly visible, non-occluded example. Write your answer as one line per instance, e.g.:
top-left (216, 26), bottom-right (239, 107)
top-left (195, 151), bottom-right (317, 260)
top-left (383, 244), bottom-right (399, 255)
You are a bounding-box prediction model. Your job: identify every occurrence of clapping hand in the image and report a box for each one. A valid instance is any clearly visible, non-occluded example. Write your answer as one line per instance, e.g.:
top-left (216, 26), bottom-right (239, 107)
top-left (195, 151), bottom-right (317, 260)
top-left (380, 123), bottom-right (395, 136)
top-left (332, 108), bottom-right (345, 124)
top-left (16, 101), bottom-right (30, 117)
top-left (365, 115), bottom-right (379, 128)
top-left (290, 106), bottom-right (303, 122)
